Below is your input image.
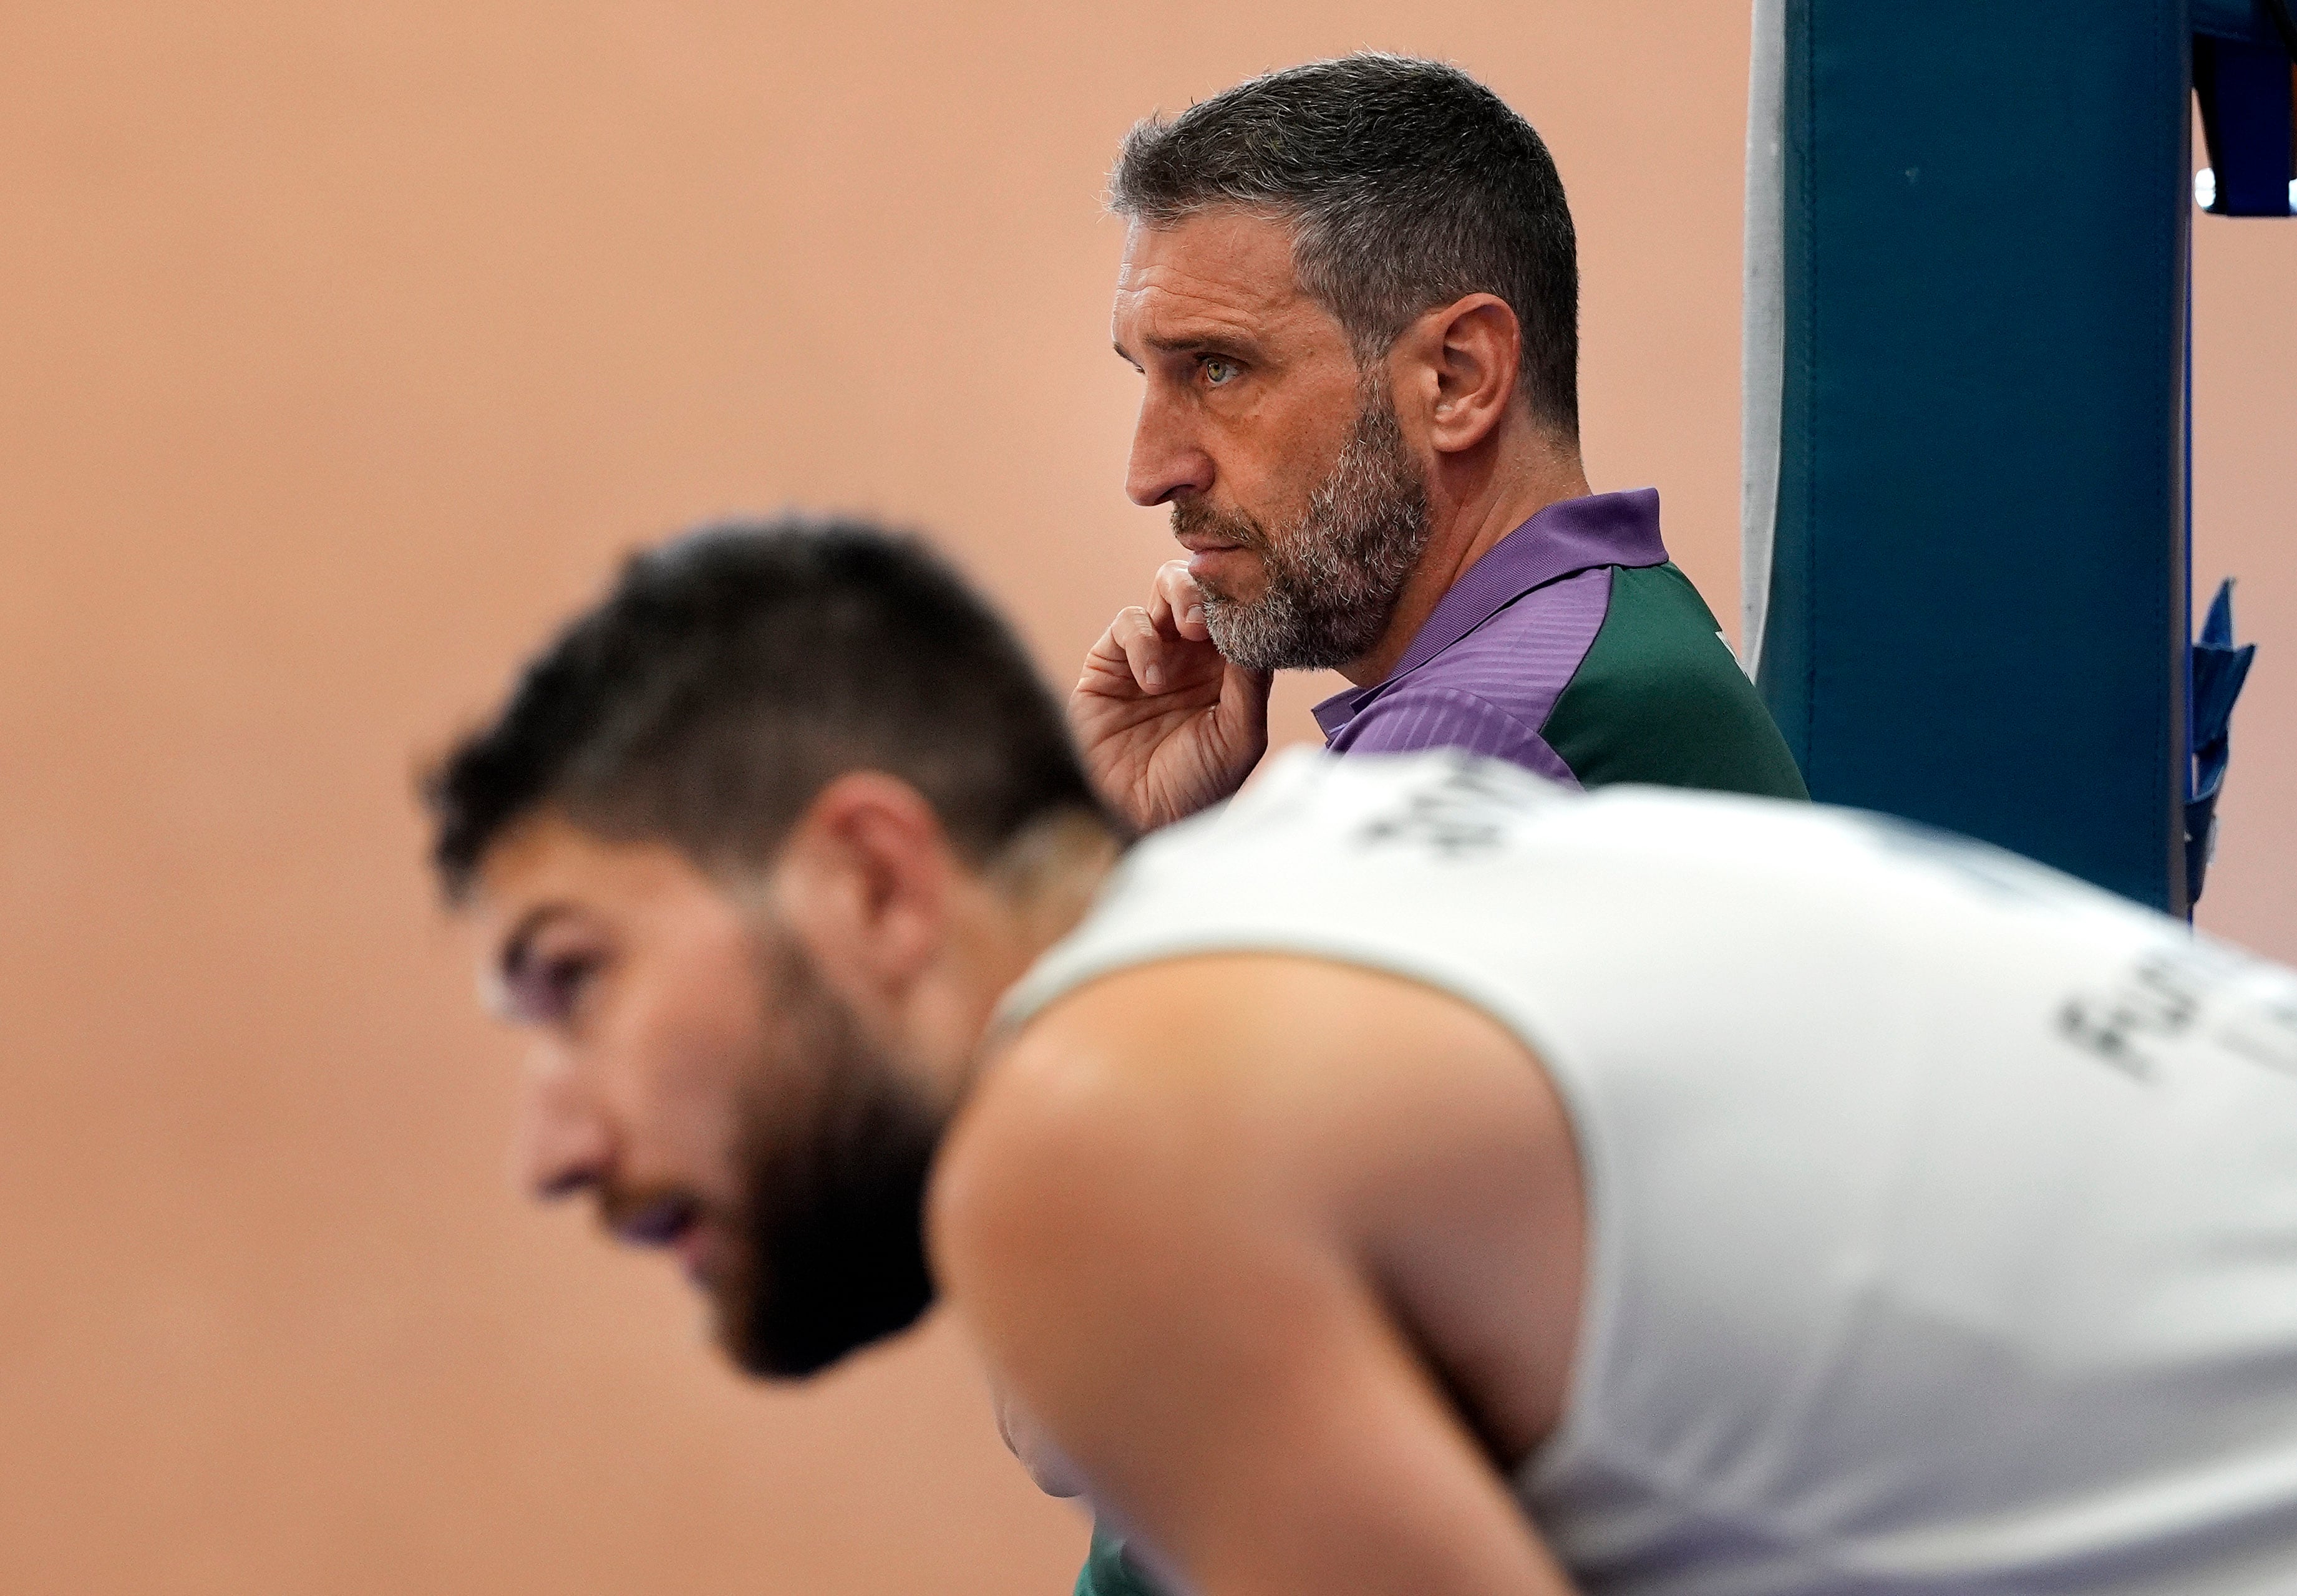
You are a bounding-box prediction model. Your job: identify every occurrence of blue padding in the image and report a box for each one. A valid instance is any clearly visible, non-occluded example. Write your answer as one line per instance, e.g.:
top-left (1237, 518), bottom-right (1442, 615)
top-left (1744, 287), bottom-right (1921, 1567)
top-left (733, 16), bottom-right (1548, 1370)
top-left (1766, 1), bottom-right (2190, 911)
top-left (2185, 579), bottom-right (2256, 902)
top-left (2195, 0), bottom-right (2278, 42)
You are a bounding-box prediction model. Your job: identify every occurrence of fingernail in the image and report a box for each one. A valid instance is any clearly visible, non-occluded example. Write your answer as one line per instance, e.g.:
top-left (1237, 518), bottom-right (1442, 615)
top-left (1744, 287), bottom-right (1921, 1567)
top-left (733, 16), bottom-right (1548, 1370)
top-left (1184, 604), bottom-right (1203, 626)
top-left (1144, 665), bottom-right (1164, 690)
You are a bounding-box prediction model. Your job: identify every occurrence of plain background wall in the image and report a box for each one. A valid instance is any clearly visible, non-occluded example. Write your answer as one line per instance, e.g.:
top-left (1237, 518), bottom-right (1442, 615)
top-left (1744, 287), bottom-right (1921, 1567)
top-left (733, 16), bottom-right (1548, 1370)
top-left (1, 5), bottom-right (2288, 1592)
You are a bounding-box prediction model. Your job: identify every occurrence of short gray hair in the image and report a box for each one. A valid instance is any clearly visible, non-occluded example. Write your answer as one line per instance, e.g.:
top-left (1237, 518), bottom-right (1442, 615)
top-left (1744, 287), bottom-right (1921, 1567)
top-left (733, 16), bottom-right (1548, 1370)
top-left (1110, 54), bottom-right (1579, 437)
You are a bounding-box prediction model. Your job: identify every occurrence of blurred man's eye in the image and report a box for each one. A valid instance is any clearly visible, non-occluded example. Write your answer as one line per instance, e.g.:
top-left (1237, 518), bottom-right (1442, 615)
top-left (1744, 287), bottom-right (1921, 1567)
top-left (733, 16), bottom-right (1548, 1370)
top-left (506, 951), bottom-right (601, 1027)
top-left (1202, 357), bottom-right (1239, 386)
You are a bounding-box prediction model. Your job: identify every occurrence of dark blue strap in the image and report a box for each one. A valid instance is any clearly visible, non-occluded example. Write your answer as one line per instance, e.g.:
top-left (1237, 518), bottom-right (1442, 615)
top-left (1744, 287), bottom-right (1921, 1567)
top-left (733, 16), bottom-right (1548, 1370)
top-left (2194, 29), bottom-right (2295, 218)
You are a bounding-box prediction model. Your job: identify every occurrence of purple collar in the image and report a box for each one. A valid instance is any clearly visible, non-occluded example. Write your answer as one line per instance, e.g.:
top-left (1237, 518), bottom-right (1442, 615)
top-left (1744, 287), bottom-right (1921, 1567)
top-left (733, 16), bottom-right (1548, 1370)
top-left (1313, 488), bottom-right (1669, 736)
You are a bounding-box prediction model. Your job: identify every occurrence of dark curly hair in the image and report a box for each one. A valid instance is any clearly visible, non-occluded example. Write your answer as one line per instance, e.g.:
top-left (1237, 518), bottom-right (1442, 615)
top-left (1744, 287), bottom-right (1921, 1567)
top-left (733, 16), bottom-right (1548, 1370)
top-left (424, 515), bottom-right (1104, 901)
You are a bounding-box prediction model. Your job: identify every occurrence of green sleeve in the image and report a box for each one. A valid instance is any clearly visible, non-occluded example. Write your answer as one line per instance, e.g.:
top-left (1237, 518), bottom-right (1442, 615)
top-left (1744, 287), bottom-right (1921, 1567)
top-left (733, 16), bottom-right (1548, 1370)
top-left (1542, 563), bottom-right (1809, 800)
top-left (1075, 1522), bottom-right (1168, 1596)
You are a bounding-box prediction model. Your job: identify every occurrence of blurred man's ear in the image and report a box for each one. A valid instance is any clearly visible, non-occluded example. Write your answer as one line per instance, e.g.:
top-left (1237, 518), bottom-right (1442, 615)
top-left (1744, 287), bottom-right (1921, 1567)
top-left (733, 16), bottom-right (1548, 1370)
top-left (770, 772), bottom-right (954, 1005)
top-left (1393, 292), bottom-right (1523, 457)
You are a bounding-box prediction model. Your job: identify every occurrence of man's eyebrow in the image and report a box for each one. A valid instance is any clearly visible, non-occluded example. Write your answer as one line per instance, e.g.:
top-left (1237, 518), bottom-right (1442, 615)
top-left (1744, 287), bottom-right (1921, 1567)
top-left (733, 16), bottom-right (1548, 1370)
top-left (1114, 330), bottom-right (1263, 362)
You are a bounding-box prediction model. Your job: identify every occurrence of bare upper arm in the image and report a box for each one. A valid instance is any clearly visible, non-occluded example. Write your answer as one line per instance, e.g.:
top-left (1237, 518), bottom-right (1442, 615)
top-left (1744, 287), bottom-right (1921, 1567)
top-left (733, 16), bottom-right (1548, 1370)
top-left (930, 953), bottom-right (1586, 1596)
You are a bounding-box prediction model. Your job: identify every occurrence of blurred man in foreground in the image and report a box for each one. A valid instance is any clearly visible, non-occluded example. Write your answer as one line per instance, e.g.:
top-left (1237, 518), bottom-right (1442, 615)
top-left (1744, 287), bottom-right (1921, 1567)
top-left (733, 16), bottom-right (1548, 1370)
top-left (1076, 55), bottom-right (1804, 835)
top-left (432, 518), bottom-right (2297, 1596)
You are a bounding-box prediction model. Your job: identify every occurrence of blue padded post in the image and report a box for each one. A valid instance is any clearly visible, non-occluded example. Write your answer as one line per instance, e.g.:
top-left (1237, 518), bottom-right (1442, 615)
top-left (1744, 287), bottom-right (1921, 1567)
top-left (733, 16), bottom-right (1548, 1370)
top-left (1756, 1), bottom-right (2193, 912)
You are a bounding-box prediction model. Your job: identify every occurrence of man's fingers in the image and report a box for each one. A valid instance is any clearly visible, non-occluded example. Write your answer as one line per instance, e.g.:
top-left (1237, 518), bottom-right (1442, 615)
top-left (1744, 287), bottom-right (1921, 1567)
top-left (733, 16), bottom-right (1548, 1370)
top-left (1110, 606), bottom-right (1176, 694)
top-left (1153, 561), bottom-right (1213, 642)
top-left (1082, 587), bottom-right (1222, 702)
top-left (1145, 573), bottom-right (1175, 631)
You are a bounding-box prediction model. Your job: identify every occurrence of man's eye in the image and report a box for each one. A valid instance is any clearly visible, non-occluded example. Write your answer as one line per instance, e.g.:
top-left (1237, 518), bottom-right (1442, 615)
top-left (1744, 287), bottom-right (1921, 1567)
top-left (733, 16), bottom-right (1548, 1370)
top-left (1202, 357), bottom-right (1239, 387)
top-left (509, 954), bottom-right (600, 1026)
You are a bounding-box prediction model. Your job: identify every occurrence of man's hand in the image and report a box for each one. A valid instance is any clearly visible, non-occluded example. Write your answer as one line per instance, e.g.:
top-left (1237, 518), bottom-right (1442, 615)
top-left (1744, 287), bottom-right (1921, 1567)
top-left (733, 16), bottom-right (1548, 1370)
top-left (1071, 561), bottom-right (1271, 833)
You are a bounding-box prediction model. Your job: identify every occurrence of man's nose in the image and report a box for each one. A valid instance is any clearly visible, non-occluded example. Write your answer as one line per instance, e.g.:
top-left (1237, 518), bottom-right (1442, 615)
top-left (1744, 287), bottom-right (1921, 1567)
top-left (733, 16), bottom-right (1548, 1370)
top-left (1125, 386), bottom-right (1214, 508)
top-left (511, 1053), bottom-right (614, 1202)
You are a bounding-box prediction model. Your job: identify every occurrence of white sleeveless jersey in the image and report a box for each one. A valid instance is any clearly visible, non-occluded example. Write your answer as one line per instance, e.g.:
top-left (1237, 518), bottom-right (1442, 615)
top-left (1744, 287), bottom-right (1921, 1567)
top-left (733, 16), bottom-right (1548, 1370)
top-left (998, 750), bottom-right (2297, 1595)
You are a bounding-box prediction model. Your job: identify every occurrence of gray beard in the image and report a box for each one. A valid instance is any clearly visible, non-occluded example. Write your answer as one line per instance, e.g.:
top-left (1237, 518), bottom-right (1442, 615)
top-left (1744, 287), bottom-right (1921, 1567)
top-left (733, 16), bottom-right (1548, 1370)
top-left (1184, 380), bottom-right (1431, 672)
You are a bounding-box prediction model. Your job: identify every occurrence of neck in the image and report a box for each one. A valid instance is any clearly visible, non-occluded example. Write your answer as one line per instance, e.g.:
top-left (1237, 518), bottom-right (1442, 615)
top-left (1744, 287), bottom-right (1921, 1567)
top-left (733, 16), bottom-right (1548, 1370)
top-left (1339, 419), bottom-right (1591, 687)
top-left (984, 810), bottom-right (1125, 965)
top-left (925, 813), bottom-right (1124, 1088)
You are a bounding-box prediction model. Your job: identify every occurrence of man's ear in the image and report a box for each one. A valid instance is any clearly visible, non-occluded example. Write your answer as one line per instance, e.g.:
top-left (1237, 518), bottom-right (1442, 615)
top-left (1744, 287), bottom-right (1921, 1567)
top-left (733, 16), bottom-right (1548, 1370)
top-left (1392, 293), bottom-right (1523, 456)
top-left (770, 771), bottom-right (954, 1005)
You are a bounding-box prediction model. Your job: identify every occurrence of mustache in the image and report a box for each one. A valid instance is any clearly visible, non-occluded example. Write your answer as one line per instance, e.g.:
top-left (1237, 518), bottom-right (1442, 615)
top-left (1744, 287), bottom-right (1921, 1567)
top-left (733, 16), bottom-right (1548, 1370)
top-left (595, 1182), bottom-right (708, 1245)
top-left (1170, 495), bottom-right (1269, 554)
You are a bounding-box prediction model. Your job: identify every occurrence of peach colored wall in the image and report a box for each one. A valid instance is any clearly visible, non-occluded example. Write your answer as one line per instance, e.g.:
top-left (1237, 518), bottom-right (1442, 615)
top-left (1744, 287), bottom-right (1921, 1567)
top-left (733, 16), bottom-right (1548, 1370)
top-left (0, 6), bottom-right (2288, 1593)
top-left (2193, 206), bottom-right (2296, 963)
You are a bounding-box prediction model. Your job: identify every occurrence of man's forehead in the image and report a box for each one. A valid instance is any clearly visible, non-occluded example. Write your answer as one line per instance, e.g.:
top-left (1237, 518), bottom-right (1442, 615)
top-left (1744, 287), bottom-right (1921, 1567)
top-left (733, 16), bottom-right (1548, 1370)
top-left (1113, 209), bottom-right (1309, 330)
top-left (468, 811), bottom-right (711, 924)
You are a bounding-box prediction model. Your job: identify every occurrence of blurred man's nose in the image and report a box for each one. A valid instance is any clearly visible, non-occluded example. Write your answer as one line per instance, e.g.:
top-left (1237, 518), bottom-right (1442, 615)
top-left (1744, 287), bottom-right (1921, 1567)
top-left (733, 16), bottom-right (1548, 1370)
top-left (512, 1052), bottom-right (614, 1202)
top-left (1125, 387), bottom-right (1215, 508)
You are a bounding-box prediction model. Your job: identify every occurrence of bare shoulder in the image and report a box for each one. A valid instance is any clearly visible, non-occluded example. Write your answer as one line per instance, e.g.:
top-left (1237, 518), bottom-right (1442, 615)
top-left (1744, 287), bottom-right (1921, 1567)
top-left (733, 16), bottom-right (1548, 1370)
top-left (941, 953), bottom-right (1558, 1222)
top-left (933, 950), bottom-right (1586, 1463)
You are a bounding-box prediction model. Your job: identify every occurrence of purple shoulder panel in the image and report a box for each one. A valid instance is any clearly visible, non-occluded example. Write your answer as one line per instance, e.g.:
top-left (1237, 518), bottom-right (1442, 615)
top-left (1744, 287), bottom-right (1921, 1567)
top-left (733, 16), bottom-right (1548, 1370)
top-left (1318, 564), bottom-right (1613, 790)
top-left (1329, 686), bottom-right (1581, 788)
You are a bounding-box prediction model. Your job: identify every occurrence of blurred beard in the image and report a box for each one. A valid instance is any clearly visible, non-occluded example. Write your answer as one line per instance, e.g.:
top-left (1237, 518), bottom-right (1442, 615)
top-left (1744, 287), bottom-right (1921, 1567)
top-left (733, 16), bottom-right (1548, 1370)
top-left (1177, 376), bottom-right (1430, 672)
top-left (713, 939), bottom-right (943, 1380)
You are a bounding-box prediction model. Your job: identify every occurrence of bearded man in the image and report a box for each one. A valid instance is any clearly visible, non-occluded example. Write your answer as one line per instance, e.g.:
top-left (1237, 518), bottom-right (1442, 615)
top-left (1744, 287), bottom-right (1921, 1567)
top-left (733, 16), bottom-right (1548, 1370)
top-left (1076, 54), bottom-right (1805, 833)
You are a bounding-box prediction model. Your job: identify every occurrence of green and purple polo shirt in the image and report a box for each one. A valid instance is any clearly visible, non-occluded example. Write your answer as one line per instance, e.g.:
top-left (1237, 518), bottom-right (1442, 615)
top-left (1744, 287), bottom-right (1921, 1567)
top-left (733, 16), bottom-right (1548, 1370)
top-left (1313, 488), bottom-right (1805, 799)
